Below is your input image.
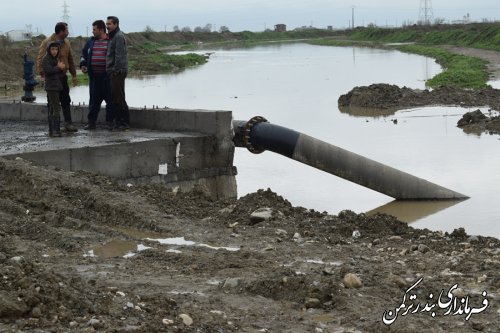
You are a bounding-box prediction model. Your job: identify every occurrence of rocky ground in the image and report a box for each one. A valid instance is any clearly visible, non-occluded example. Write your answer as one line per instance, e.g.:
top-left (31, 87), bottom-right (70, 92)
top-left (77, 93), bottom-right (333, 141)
top-left (0, 157), bottom-right (499, 332)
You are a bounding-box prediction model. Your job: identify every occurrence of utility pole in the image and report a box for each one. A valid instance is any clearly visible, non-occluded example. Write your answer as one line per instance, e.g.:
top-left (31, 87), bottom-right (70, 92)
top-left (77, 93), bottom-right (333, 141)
top-left (418, 0), bottom-right (434, 25)
top-left (351, 6), bottom-right (355, 29)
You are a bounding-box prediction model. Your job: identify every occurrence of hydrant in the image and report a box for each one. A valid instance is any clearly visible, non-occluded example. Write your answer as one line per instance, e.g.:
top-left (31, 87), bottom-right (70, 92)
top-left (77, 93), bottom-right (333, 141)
top-left (21, 52), bottom-right (38, 102)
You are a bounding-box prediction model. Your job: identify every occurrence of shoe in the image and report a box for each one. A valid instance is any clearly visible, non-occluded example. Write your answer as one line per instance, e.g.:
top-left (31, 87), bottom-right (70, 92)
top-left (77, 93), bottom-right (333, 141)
top-left (114, 121), bottom-right (130, 131)
top-left (83, 122), bottom-right (96, 130)
top-left (64, 123), bottom-right (78, 132)
top-left (121, 122), bottom-right (130, 131)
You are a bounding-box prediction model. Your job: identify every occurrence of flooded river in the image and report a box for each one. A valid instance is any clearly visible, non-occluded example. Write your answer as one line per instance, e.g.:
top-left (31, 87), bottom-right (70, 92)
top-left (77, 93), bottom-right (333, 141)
top-left (35, 43), bottom-right (500, 238)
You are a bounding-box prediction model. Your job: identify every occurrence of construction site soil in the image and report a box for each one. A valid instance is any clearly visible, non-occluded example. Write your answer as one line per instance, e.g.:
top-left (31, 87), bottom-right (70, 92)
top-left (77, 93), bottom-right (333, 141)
top-left (0, 40), bottom-right (499, 332)
top-left (0, 157), bottom-right (499, 332)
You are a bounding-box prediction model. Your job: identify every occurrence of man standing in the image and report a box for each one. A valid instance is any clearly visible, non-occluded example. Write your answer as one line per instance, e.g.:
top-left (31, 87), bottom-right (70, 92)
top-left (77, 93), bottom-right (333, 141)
top-left (106, 16), bottom-right (130, 130)
top-left (80, 20), bottom-right (113, 130)
top-left (37, 22), bottom-right (78, 132)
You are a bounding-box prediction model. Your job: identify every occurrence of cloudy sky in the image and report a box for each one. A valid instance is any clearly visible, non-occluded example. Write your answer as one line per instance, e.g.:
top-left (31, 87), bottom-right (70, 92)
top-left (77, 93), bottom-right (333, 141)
top-left (1, 0), bottom-right (498, 36)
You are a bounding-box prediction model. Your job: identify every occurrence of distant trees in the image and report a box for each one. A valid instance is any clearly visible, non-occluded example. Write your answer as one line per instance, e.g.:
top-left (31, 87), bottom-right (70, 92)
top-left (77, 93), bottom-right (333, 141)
top-left (172, 24), bottom-right (230, 33)
top-left (194, 24), bottom-right (213, 33)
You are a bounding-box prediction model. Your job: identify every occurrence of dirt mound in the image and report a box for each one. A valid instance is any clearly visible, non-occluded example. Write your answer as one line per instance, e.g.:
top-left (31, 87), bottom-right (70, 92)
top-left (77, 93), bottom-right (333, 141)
top-left (457, 109), bottom-right (500, 135)
top-left (338, 83), bottom-right (500, 111)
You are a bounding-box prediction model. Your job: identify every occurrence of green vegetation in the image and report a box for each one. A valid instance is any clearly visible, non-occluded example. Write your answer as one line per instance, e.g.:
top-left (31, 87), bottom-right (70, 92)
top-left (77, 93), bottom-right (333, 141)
top-left (76, 73), bottom-right (89, 85)
top-left (347, 23), bottom-right (500, 51)
top-left (311, 38), bottom-right (490, 89)
top-left (398, 45), bottom-right (489, 89)
top-left (125, 39), bottom-right (208, 73)
top-left (310, 23), bottom-right (500, 89)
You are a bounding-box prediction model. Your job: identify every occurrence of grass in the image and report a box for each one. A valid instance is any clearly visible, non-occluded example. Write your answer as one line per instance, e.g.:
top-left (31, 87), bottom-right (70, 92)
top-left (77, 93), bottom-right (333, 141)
top-left (309, 24), bottom-right (497, 89)
top-left (130, 52), bottom-right (208, 73)
top-left (397, 45), bottom-right (490, 89)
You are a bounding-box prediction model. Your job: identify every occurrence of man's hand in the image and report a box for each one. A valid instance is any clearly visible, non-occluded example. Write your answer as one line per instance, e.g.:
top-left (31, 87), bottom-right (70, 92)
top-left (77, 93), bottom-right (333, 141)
top-left (72, 76), bottom-right (78, 87)
top-left (81, 66), bottom-right (88, 73)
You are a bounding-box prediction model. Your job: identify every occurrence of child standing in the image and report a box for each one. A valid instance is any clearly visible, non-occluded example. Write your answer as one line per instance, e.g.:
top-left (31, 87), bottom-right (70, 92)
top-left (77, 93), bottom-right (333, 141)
top-left (41, 41), bottom-right (66, 137)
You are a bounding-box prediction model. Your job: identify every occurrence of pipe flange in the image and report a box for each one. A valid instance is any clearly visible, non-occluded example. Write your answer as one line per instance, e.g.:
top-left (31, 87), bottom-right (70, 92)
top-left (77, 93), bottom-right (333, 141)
top-left (243, 116), bottom-right (268, 154)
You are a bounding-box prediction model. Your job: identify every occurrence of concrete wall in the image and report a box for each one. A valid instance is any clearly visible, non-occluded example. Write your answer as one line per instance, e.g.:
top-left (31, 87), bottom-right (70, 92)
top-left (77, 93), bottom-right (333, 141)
top-left (0, 101), bottom-right (237, 199)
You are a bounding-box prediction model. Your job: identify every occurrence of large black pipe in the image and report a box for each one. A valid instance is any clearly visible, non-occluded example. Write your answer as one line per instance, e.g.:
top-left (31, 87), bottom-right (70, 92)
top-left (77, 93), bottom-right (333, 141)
top-left (233, 117), bottom-right (468, 200)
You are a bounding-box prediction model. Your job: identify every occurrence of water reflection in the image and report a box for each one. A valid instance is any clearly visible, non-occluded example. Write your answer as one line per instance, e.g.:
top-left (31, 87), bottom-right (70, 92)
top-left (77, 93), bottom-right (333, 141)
top-left (92, 239), bottom-right (141, 258)
top-left (338, 105), bottom-right (398, 117)
top-left (366, 200), bottom-right (465, 224)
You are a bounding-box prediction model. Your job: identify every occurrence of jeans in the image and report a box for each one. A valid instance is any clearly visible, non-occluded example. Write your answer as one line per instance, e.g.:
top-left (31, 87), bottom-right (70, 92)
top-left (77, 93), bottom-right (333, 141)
top-left (88, 73), bottom-right (113, 123)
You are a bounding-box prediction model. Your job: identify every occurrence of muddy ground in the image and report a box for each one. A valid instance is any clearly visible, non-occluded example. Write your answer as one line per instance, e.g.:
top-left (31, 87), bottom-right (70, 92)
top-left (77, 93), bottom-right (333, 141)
top-left (335, 45), bottom-right (500, 136)
top-left (0, 157), bottom-right (499, 332)
top-left (338, 83), bottom-right (500, 135)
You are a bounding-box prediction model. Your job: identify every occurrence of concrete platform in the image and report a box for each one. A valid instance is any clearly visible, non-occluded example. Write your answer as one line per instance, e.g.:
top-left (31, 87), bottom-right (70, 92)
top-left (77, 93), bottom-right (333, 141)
top-left (0, 101), bottom-right (237, 199)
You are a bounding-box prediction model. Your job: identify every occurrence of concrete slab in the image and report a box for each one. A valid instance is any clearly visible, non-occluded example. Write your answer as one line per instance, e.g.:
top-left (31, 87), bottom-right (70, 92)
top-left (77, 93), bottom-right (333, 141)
top-left (0, 101), bottom-right (237, 199)
top-left (0, 120), bottom-right (201, 155)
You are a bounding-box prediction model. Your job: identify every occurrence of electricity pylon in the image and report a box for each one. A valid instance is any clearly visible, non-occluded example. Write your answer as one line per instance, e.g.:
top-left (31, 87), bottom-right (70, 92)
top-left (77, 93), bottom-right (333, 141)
top-left (419, 0), bottom-right (434, 25)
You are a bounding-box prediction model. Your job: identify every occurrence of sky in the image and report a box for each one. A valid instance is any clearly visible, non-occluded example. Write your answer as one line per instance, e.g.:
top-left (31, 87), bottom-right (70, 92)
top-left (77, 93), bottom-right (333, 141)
top-left (0, 0), bottom-right (498, 36)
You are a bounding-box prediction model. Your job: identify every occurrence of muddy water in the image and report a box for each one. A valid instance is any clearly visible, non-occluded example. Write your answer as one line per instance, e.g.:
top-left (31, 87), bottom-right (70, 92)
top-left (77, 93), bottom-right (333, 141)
top-left (34, 43), bottom-right (500, 238)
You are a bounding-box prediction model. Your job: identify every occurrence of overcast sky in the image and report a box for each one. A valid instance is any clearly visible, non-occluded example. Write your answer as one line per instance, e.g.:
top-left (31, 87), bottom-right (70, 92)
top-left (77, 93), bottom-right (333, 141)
top-left (1, 0), bottom-right (498, 36)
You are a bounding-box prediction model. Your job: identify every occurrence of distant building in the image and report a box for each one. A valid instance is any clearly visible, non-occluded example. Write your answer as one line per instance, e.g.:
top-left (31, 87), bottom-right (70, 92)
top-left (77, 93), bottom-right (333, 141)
top-left (274, 24), bottom-right (286, 32)
top-left (6, 30), bottom-right (32, 42)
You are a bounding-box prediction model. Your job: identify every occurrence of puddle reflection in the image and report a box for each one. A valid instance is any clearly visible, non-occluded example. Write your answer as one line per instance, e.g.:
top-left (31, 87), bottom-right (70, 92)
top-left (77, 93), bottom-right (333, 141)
top-left (90, 240), bottom-right (152, 259)
top-left (366, 200), bottom-right (465, 224)
top-left (86, 236), bottom-right (240, 259)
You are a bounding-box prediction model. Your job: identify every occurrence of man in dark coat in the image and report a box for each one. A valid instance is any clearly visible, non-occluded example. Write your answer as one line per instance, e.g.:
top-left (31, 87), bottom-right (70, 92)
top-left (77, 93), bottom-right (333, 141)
top-left (106, 16), bottom-right (130, 130)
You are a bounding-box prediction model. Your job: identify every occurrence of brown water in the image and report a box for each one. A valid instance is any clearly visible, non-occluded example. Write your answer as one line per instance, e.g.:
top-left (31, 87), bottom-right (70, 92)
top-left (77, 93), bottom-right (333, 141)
top-left (35, 43), bottom-right (500, 238)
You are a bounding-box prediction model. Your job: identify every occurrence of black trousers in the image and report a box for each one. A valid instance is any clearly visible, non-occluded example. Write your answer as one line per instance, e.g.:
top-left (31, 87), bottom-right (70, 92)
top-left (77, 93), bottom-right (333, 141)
top-left (59, 75), bottom-right (72, 123)
top-left (88, 73), bottom-right (113, 123)
top-left (109, 72), bottom-right (129, 124)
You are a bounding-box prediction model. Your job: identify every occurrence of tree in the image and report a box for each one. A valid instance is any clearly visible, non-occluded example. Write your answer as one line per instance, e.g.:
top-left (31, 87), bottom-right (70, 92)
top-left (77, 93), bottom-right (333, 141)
top-left (181, 26), bottom-right (192, 33)
top-left (173, 25), bottom-right (180, 32)
top-left (194, 26), bottom-right (203, 33)
top-left (202, 24), bottom-right (212, 32)
top-left (144, 25), bottom-right (155, 32)
top-left (219, 26), bottom-right (230, 33)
